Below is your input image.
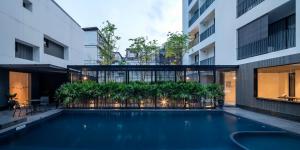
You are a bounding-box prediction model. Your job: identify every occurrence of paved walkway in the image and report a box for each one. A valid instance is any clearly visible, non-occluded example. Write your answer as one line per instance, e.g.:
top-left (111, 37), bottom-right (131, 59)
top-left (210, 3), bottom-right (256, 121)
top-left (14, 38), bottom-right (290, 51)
top-left (224, 107), bottom-right (300, 135)
top-left (0, 109), bottom-right (62, 134)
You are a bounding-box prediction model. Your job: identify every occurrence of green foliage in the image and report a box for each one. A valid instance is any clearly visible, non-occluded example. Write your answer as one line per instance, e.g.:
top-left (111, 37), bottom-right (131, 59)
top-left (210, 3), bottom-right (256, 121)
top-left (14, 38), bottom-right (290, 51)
top-left (55, 81), bottom-right (224, 107)
top-left (99, 21), bottom-right (121, 65)
top-left (129, 37), bottom-right (159, 65)
top-left (165, 32), bottom-right (190, 65)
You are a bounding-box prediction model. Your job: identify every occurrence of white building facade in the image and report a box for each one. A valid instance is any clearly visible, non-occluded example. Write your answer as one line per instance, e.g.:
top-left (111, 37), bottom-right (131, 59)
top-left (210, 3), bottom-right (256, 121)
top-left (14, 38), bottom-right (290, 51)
top-left (183, 0), bottom-right (300, 118)
top-left (0, 0), bottom-right (85, 108)
top-left (82, 27), bottom-right (101, 65)
top-left (0, 0), bottom-right (85, 68)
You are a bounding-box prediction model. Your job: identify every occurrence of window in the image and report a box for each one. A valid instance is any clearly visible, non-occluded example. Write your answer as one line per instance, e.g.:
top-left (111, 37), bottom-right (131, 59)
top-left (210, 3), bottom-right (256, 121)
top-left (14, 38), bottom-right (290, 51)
top-left (23, 0), bottom-right (32, 11)
top-left (194, 54), bottom-right (199, 64)
top-left (15, 42), bottom-right (34, 61)
top-left (44, 38), bottom-right (65, 59)
top-left (237, 14), bottom-right (296, 60)
top-left (255, 64), bottom-right (300, 102)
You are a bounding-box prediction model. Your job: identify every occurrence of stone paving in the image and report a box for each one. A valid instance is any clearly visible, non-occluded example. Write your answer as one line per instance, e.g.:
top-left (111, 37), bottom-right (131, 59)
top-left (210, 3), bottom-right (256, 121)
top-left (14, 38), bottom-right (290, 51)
top-left (224, 107), bottom-right (300, 135)
top-left (0, 109), bottom-right (62, 134)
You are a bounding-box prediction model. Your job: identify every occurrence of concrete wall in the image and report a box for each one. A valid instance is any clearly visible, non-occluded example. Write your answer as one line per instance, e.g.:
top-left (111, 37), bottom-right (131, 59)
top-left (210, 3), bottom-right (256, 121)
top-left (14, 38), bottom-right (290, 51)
top-left (237, 54), bottom-right (300, 117)
top-left (0, 0), bottom-right (85, 68)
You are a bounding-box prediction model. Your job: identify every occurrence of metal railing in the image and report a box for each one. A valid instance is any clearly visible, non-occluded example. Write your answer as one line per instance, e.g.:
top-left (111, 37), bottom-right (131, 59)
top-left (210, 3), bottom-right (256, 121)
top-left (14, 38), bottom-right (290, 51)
top-left (237, 29), bottom-right (296, 60)
top-left (200, 24), bottom-right (215, 42)
top-left (189, 9), bottom-right (199, 27)
top-left (189, 37), bottom-right (200, 48)
top-left (237, 0), bottom-right (265, 17)
top-left (200, 57), bottom-right (215, 65)
top-left (191, 61), bottom-right (199, 65)
top-left (200, 0), bottom-right (215, 16)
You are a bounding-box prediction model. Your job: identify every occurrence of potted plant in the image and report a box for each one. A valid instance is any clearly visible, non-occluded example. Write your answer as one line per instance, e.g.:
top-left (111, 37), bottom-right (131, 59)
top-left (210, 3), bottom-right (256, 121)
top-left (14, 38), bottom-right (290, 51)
top-left (7, 93), bottom-right (17, 110)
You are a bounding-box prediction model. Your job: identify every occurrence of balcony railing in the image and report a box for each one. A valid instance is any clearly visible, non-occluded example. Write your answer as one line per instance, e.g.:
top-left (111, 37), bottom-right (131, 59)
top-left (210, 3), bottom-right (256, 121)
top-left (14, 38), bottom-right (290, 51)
top-left (237, 29), bottom-right (296, 60)
top-left (237, 0), bottom-right (265, 17)
top-left (191, 61), bottom-right (199, 65)
top-left (189, 37), bottom-right (200, 48)
top-left (200, 0), bottom-right (215, 16)
top-left (189, 9), bottom-right (199, 27)
top-left (200, 57), bottom-right (215, 65)
top-left (200, 24), bottom-right (215, 42)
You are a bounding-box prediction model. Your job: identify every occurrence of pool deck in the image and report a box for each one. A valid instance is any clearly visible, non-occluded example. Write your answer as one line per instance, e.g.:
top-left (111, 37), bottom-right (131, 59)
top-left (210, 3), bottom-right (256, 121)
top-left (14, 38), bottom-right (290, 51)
top-left (224, 107), bottom-right (300, 135)
top-left (0, 109), bottom-right (62, 135)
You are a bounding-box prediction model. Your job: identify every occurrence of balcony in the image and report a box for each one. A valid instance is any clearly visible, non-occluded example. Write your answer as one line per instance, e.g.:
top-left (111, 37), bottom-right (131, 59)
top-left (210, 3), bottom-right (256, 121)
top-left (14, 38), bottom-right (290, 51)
top-left (189, 37), bottom-right (200, 48)
top-left (191, 61), bottom-right (199, 65)
top-left (200, 24), bottom-right (215, 42)
top-left (237, 28), bottom-right (296, 60)
top-left (237, 0), bottom-right (265, 17)
top-left (200, 57), bottom-right (215, 65)
top-left (189, 9), bottom-right (199, 27)
top-left (200, 0), bottom-right (215, 16)
top-left (188, 0), bottom-right (193, 6)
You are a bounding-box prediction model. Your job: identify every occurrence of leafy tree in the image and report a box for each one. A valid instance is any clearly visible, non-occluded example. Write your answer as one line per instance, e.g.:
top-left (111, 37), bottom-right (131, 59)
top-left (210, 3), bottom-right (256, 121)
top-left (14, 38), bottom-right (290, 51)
top-left (98, 21), bottom-right (121, 65)
top-left (165, 32), bottom-right (189, 65)
top-left (129, 37), bottom-right (159, 65)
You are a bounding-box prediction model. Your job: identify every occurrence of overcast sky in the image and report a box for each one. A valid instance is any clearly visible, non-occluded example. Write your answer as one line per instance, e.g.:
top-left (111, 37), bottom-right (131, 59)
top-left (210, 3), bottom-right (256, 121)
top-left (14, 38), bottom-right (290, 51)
top-left (54, 0), bottom-right (182, 56)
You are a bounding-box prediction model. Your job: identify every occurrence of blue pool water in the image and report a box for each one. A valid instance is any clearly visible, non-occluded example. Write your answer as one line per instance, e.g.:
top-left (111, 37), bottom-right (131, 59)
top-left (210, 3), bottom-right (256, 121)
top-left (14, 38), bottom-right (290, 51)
top-left (0, 110), bottom-right (294, 150)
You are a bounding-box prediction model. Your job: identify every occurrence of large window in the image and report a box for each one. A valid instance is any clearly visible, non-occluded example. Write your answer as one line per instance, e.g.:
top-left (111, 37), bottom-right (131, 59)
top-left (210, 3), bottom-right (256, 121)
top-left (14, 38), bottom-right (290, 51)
top-left (44, 38), bottom-right (65, 59)
top-left (15, 42), bottom-right (34, 61)
top-left (256, 64), bottom-right (300, 102)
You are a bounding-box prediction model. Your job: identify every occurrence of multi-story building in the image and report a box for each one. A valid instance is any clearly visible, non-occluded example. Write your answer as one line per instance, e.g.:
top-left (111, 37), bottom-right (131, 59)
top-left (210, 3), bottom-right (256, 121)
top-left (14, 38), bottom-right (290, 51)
top-left (0, 0), bottom-right (85, 108)
top-left (124, 48), bottom-right (157, 65)
top-left (183, 0), bottom-right (300, 118)
top-left (82, 27), bottom-right (101, 65)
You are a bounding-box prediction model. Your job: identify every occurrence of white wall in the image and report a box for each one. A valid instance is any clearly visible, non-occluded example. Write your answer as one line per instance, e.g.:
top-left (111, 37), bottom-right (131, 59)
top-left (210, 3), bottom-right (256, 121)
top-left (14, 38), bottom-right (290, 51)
top-left (183, 0), bottom-right (299, 66)
top-left (0, 0), bottom-right (85, 68)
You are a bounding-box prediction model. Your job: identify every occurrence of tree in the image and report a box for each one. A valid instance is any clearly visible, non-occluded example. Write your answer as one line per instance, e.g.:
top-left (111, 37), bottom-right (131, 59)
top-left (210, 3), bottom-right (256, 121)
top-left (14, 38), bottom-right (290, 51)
top-left (165, 32), bottom-right (189, 65)
top-left (98, 21), bottom-right (121, 65)
top-left (129, 37), bottom-right (159, 65)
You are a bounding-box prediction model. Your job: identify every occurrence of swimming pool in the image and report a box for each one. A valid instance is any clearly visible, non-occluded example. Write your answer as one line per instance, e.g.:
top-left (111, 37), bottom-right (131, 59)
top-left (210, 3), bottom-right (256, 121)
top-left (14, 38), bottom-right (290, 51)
top-left (0, 110), bottom-right (298, 150)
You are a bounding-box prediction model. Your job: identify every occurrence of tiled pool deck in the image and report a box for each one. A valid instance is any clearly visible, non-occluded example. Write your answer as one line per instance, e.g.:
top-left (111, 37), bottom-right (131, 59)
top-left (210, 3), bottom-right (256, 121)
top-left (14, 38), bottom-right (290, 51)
top-left (0, 109), bottom-right (62, 135)
top-left (223, 107), bottom-right (300, 135)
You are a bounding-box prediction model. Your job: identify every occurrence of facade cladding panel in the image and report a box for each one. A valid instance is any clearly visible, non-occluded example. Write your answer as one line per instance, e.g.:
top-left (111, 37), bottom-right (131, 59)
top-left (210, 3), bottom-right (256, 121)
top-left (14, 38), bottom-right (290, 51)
top-left (237, 54), bottom-right (300, 118)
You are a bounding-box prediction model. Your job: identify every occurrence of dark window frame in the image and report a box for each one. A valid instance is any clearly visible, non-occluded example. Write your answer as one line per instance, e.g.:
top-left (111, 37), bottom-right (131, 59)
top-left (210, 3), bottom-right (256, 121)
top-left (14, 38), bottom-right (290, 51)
top-left (254, 63), bottom-right (299, 102)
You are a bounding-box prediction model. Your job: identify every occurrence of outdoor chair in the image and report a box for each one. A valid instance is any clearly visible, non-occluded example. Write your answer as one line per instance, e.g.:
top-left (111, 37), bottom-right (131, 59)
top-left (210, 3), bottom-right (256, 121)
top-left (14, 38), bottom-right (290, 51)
top-left (39, 96), bottom-right (49, 111)
top-left (13, 102), bottom-right (33, 117)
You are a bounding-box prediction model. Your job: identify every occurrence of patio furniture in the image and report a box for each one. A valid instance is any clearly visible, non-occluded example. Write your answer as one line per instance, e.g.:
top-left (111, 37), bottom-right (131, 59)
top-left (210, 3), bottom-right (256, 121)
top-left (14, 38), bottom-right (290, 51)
top-left (13, 102), bottom-right (33, 117)
top-left (39, 96), bottom-right (49, 111)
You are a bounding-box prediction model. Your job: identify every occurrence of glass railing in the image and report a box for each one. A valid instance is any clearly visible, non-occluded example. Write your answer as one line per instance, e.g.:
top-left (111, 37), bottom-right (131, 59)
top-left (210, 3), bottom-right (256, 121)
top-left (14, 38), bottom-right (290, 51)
top-left (200, 57), bottom-right (215, 65)
top-left (191, 62), bottom-right (200, 65)
top-left (200, 0), bottom-right (215, 16)
top-left (189, 9), bottom-right (199, 27)
top-left (237, 29), bottom-right (296, 60)
top-left (237, 0), bottom-right (265, 17)
top-left (200, 24), bottom-right (215, 42)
